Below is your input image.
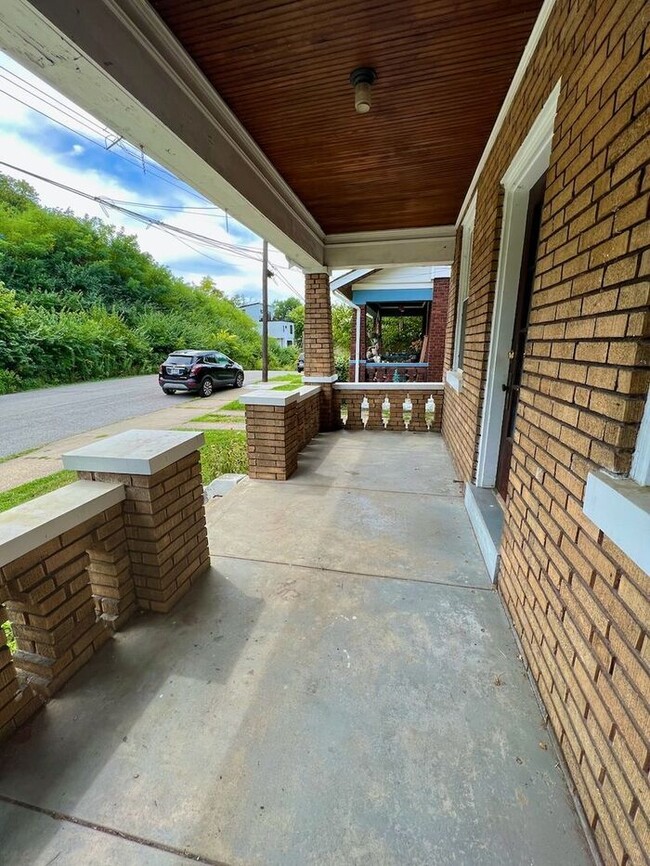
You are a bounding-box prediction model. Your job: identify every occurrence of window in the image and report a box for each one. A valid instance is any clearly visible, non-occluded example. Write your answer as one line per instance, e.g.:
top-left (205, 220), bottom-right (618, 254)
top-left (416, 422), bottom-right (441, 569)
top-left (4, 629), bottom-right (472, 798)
top-left (452, 196), bottom-right (476, 373)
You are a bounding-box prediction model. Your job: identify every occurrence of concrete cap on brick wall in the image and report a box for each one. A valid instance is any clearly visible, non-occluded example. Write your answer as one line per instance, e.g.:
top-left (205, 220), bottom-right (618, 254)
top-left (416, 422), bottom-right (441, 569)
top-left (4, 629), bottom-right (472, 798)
top-left (0, 480), bottom-right (125, 568)
top-left (62, 429), bottom-right (205, 476)
top-left (334, 382), bottom-right (444, 391)
top-left (243, 385), bottom-right (322, 407)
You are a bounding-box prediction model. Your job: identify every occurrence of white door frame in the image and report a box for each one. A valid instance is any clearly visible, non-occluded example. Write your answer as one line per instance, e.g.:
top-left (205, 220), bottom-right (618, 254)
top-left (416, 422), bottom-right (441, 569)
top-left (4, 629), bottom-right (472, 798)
top-left (475, 81), bottom-right (561, 488)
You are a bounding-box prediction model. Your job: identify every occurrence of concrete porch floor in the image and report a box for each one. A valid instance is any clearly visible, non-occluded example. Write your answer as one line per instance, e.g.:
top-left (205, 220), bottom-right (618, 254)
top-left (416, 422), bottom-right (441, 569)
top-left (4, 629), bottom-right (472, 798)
top-left (0, 432), bottom-right (594, 866)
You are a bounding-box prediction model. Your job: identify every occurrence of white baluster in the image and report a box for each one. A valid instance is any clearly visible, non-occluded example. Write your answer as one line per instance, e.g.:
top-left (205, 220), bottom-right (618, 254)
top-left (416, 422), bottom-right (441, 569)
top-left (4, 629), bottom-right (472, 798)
top-left (340, 401), bottom-right (349, 427)
top-left (425, 395), bottom-right (436, 430)
top-left (402, 394), bottom-right (413, 430)
top-left (381, 396), bottom-right (391, 429)
top-left (361, 395), bottom-right (370, 429)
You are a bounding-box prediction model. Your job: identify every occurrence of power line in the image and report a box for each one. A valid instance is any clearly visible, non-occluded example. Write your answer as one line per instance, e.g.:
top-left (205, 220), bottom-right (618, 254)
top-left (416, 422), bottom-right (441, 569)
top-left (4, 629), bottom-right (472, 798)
top-left (0, 84), bottom-right (213, 205)
top-left (0, 160), bottom-right (267, 266)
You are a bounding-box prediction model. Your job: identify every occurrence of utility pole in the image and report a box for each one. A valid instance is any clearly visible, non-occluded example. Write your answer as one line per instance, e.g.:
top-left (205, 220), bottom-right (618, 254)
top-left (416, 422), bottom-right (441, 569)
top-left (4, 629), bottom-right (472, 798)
top-left (261, 239), bottom-right (269, 382)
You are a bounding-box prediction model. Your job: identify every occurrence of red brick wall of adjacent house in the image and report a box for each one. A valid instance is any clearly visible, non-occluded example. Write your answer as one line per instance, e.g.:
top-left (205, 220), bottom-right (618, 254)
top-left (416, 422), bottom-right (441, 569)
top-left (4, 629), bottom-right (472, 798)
top-left (441, 2), bottom-right (649, 864)
top-left (426, 277), bottom-right (449, 380)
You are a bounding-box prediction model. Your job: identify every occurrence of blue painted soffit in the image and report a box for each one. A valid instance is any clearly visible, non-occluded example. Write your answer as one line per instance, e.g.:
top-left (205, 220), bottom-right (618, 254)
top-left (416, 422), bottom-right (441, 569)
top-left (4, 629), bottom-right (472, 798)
top-left (352, 288), bottom-right (433, 304)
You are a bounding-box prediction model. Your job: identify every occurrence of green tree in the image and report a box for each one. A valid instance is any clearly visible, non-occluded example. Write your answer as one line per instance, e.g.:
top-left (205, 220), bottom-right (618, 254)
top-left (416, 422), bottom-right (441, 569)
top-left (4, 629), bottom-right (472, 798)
top-left (273, 297), bottom-right (302, 321)
top-left (331, 303), bottom-right (353, 355)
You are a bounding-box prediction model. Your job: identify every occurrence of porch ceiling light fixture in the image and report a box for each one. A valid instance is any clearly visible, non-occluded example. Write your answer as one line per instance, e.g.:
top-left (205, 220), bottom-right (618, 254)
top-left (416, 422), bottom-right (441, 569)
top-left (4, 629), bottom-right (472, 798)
top-left (350, 67), bottom-right (377, 114)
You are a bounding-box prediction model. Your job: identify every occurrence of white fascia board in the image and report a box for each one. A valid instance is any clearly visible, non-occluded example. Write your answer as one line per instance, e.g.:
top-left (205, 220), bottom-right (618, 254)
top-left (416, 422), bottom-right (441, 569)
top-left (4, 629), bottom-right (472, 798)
top-left (456, 0), bottom-right (559, 227)
top-left (334, 382), bottom-right (444, 391)
top-left (0, 0), bottom-right (326, 272)
top-left (329, 269), bottom-right (378, 293)
top-left (583, 471), bottom-right (650, 576)
top-left (0, 481), bottom-right (125, 568)
top-left (324, 226), bottom-right (456, 269)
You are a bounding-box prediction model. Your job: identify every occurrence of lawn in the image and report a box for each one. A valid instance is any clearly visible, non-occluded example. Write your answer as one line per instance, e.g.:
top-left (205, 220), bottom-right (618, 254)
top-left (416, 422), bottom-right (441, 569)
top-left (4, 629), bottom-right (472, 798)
top-left (0, 470), bottom-right (76, 513)
top-left (271, 373), bottom-right (303, 384)
top-left (196, 429), bottom-right (248, 484)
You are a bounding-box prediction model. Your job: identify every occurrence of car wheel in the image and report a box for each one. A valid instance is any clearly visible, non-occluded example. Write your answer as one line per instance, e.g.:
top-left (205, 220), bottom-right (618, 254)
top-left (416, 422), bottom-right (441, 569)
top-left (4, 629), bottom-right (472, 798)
top-left (164, 389), bottom-right (176, 395)
top-left (199, 376), bottom-right (214, 397)
top-left (233, 371), bottom-right (244, 388)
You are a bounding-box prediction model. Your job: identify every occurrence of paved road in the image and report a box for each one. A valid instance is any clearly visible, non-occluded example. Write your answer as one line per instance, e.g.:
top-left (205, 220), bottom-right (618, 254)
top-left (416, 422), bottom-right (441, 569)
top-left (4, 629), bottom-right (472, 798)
top-left (0, 372), bottom-right (265, 459)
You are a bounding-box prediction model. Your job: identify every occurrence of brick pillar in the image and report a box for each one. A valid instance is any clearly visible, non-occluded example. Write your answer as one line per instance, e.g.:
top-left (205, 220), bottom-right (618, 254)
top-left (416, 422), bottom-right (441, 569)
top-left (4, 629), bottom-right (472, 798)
top-left (303, 272), bottom-right (338, 429)
top-left (304, 273), bottom-right (335, 377)
top-left (426, 277), bottom-right (449, 381)
top-left (64, 431), bottom-right (210, 615)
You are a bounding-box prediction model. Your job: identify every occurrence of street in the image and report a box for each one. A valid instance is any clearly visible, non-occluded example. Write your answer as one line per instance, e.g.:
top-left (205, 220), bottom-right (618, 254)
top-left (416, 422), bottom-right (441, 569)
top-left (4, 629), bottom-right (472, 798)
top-left (0, 372), bottom-right (265, 459)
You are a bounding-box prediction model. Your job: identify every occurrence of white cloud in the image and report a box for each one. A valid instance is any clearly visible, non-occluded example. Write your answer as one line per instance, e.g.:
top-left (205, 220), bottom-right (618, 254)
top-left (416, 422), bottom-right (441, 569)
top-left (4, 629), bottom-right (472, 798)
top-left (0, 51), bottom-right (305, 302)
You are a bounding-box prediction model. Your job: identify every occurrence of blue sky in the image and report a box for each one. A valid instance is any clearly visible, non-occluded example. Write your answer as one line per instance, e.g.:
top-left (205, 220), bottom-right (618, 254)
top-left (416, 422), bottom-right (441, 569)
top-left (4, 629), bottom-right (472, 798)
top-left (0, 51), bottom-right (304, 304)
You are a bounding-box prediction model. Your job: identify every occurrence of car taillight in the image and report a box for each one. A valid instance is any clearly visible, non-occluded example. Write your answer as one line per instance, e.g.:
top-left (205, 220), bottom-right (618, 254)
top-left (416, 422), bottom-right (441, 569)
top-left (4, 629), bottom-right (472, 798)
top-left (190, 365), bottom-right (200, 376)
top-left (158, 365), bottom-right (164, 374)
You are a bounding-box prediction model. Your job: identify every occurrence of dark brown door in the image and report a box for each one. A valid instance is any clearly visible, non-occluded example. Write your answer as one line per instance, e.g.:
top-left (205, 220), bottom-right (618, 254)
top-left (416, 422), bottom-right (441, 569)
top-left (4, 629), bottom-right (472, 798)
top-left (495, 173), bottom-right (547, 501)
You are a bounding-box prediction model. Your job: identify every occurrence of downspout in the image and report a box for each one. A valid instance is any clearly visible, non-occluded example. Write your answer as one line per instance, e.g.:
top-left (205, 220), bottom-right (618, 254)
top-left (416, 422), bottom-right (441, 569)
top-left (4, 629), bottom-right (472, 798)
top-left (333, 289), bottom-right (361, 383)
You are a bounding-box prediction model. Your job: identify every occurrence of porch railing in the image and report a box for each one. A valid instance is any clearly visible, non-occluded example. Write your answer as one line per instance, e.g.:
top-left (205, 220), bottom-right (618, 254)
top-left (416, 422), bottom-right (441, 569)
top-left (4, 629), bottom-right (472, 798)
top-left (356, 362), bottom-right (430, 382)
top-left (333, 382), bottom-right (444, 432)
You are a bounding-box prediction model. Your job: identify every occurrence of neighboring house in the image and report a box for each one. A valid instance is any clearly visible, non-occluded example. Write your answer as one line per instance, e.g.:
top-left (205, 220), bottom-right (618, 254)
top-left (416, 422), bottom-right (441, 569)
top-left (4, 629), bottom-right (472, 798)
top-left (239, 302), bottom-right (295, 347)
top-left (331, 265), bottom-right (450, 382)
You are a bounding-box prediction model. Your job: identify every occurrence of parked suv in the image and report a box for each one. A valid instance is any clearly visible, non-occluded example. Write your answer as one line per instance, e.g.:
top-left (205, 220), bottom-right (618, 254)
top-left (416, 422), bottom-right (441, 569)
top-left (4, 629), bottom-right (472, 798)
top-left (159, 350), bottom-right (244, 397)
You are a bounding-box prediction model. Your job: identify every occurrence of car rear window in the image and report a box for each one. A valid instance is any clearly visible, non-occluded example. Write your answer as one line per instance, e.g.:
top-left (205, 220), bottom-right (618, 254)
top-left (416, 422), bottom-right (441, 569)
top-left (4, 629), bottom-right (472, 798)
top-left (165, 355), bottom-right (195, 365)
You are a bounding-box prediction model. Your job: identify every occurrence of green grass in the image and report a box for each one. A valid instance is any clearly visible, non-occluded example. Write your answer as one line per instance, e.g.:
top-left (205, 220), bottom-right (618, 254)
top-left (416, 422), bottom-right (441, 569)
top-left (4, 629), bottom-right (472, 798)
top-left (195, 429), bottom-right (248, 484)
top-left (218, 398), bottom-right (246, 412)
top-left (0, 446), bottom-right (39, 464)
top-left (2, 620), bottom-right (16, 653)
top-left (0, 470), bottom-right (76, 513)
top-left (197, 414), bottom-right (245, 424)
top-left (270, 373), bottom-right (303, 383)
top-left (273, 382), bottom-right (304, 391)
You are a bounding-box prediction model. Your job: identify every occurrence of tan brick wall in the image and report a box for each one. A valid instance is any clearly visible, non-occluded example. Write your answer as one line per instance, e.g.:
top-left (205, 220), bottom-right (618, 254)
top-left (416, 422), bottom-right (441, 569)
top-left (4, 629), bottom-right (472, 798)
top-left (81, 452), bottom-right (210, 614)
top-left (0, 504), bottom-right (127, 699)
top-left (334, 388), bottom-right (444, 432)
top-left (304, 273), bottom-right (335, 377)
top-left (441, 2), bottom-right (649, 863)
top-left (246, 392), bottom-right (321, 480)
top-left (0, 619), bottom-right (42, 741)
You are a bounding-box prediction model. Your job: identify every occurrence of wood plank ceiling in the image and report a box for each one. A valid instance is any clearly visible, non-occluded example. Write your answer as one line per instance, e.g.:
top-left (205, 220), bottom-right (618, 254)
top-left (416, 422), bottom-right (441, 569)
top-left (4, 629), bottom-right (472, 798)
top-left (148, 0), bottom-right (543, 234)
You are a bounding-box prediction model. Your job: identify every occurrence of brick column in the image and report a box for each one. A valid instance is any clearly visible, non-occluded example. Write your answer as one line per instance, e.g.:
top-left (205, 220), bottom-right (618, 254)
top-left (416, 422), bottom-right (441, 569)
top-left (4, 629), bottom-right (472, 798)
top-left (64, 431), bottom-right (210, 615)
top-left (304, 272), bottom-right (335, 378)
top-left (426, 277), bottom-right (449, 381)
top-left (303, 272), bottom-right (338, 429)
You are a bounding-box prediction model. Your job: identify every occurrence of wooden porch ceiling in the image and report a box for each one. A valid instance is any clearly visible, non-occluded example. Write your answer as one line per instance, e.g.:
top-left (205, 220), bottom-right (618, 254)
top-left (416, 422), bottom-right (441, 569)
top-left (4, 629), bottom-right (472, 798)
top-left (148, 0), bottom-right (543, 235)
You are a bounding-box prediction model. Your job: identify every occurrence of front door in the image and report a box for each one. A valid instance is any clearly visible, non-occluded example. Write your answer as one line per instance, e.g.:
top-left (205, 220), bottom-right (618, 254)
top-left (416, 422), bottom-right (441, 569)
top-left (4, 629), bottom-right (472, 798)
top-left (495, 173), bottom-right (547, 501)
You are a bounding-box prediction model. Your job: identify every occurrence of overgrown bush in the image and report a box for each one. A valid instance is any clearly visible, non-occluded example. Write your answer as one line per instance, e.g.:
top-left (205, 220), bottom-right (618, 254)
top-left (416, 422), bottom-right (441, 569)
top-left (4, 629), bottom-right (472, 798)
top-left (0, 173), bottom-right (298, 390)
top-left (335, 355), bottom-right (349, 382)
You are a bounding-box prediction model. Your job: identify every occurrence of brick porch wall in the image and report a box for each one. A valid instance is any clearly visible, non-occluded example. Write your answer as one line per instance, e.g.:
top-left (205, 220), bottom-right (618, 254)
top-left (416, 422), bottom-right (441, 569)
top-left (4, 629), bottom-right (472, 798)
top-left (441, 2), bottom-right (649, 864)
top-left (333, 387), bottom-right (444, 432)
top-left (245, 390), bottom-right (321, 480)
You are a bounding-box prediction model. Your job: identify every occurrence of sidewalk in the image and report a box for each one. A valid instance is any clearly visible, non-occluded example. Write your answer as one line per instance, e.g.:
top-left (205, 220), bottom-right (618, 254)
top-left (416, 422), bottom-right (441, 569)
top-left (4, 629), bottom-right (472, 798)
top-left (0, 377), bottom-right (280, 493)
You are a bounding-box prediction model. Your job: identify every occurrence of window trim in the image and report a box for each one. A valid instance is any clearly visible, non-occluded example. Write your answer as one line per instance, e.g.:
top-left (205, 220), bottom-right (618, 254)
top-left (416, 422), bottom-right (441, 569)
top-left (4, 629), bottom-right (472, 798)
top-left (449, 195), bottom-right (476, 383)
top-left (583, 395), bottom-right (650, 574)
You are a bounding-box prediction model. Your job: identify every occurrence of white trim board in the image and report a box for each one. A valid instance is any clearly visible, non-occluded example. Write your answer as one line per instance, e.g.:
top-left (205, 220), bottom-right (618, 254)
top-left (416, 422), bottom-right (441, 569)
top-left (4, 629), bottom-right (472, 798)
top-left (475, 82), bottom-right (561, 489)
top-left (464, 484), bottom-right (504, 582)
top-left (323, 226), bottom-right (455, 270)
top-left (456, 0), bottom-right (559, 227)
top-left (583, 471), bottom-right (650, 575)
